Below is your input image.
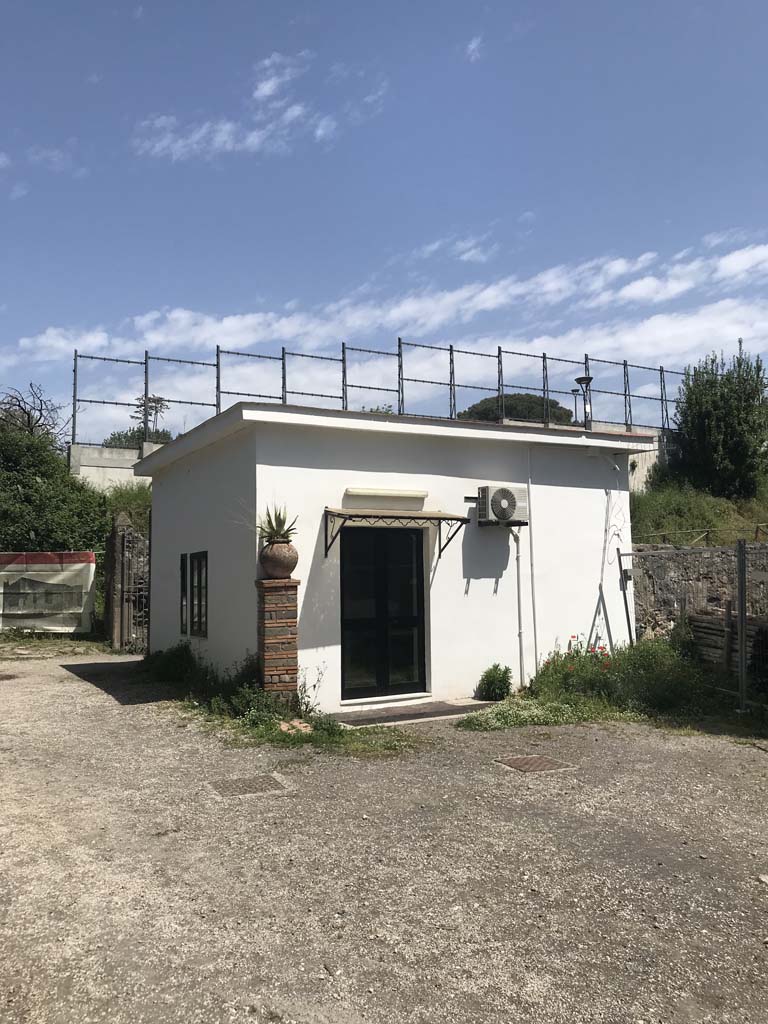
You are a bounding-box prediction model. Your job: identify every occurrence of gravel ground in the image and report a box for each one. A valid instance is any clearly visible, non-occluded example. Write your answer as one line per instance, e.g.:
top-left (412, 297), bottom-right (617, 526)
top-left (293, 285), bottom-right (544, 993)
top-left (2, 656), bottom-right (768, 1024)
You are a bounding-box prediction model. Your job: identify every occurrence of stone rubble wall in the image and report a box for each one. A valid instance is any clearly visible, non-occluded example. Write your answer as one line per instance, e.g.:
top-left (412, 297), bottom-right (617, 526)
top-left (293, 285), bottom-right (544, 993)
top-left (631, 543), bottom-right (768, 637)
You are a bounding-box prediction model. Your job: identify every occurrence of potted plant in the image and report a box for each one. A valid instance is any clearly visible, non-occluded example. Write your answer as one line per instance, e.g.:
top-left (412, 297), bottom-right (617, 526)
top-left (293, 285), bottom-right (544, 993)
top-left (258, 505), bottom-right (299, 579)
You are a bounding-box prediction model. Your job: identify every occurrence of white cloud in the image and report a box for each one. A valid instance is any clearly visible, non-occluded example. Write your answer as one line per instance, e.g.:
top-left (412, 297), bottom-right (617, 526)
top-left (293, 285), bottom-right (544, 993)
top-left (252, 51), bottom-right (308, 101)
top-left (714, 243), bottom-right (768, 282)
top-left (13, 248), bottom-right (693, 367)
top-left (465, 35), bottom-right (483, 62)
top-left (0, 152), bottom-right (11, 170)
top-left (702, 228), bottom-right (750, 249)
top-left (27, 145), bottom-right (88, 178)
top-left (18, 234), bottom-right (768, 438)
top-left (453, 236), bottom-right (499, 264)
top-left (9, 182), bottom-right (28, 201)
top-left (313, 115), bottom-right (338, 142)
top-left (134, 52), bottom-right (386, 162)
top-left (518, 210), bottom-right (536, 225)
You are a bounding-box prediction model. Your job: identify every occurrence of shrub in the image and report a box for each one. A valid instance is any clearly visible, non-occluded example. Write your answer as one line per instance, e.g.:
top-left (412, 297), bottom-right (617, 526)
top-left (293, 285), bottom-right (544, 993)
top-left (106, 482), bottom-right (152, 535)
top-left (476, 663), bottom-right (512, 701)
top-left (530, 639), bottom-right (706, 713)
top-left (0, 427), bottom-right (109, 551)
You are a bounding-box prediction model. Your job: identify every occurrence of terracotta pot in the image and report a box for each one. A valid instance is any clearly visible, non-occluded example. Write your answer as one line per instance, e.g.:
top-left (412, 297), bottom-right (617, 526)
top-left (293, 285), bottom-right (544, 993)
top-left (259, 541), bottom-right (298, 580)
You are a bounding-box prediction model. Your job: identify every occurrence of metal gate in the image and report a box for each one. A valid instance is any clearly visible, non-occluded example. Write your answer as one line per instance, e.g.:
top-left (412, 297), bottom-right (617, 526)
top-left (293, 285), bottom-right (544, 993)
top-left (106, 513), bottom-right (150, 653)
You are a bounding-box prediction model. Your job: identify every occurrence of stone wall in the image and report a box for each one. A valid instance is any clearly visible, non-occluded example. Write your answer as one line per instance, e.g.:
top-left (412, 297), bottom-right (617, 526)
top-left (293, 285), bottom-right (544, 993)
top-left (631, 543), bottom-right (768, 636)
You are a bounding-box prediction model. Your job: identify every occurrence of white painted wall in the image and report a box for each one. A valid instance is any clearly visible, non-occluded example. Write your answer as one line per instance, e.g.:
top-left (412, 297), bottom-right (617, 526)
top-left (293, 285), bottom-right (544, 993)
top-left (254, 421), bottom-right (634, 712)
top-left (144, 410), bottom-right (637, 713)
top-left (149, 427), bottom-right (259, 669)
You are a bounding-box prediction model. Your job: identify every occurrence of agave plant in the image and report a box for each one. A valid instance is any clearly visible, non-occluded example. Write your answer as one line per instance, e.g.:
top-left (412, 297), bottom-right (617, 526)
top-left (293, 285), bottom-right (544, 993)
top-left (257, 505), bottom-right (298, 544)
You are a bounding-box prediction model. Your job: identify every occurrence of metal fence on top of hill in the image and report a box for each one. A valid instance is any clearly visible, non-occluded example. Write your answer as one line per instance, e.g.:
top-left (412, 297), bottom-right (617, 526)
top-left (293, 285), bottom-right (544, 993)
top-left (69, 340), bottom-right (682, 446)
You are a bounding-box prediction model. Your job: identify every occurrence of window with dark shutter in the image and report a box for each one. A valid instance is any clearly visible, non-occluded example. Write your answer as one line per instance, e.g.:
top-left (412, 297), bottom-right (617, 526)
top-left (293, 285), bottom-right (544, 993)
top-left (190, 551), bottom-right (208, 637)
top-left (180, 554), bottom-right (188, 634)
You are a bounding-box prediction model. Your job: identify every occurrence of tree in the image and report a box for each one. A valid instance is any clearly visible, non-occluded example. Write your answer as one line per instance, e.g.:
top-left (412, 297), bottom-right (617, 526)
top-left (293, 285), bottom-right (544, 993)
top-left (458, 392), bottom-right (573, 424)
top-left (130, 394), bottom-right (170, 435)
top-left (671, 346), bottom-right (768, 499)
top-left (0, 428), bottom-right (109, 550)
top-left (101, 393), bottom-right (173, 447)
top-left (103, 426), bottom-right (173, 448)
top-left (0, 383), bottom-right (68, 447)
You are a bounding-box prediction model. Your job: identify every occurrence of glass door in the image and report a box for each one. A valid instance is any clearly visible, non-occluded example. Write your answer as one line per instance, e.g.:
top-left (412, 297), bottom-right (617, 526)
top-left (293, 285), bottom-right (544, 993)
top-left (340, 527), bottom-right (426, 700)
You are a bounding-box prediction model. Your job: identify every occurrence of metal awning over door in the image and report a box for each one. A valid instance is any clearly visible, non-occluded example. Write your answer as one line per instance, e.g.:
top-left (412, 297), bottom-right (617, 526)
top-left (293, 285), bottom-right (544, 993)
top-left (323, 507), bottom-right (469, 558)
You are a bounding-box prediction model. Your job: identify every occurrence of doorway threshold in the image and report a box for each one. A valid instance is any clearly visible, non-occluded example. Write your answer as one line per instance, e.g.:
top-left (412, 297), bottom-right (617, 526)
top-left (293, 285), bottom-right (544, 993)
top-left (334, 698), bottom-right (493, 728)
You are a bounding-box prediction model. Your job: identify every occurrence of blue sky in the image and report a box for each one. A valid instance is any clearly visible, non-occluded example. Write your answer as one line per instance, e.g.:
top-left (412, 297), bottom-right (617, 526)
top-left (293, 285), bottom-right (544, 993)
top-left (2, 1), bottom-right (768, 440)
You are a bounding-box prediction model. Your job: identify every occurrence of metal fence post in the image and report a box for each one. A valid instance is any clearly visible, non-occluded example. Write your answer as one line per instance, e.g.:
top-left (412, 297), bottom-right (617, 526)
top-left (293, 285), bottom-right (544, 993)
top-left (143, 350), bottom-right (150, 442)
top-left (397, 337), bottom-right (404, 415)
top-left (660, 365), bottom-right (670, 433)
top-left (623, 359), bottom-right (632, 431)
top-left (583, 353), bottom-right (593, 430)
top-left (542, 353), bottom-right (550, 423)
top-left (281, 347), bottom-right (287, 404)
top-left (215, 344), bottom-right (221, 414)
top-left (341, 342), bottom-right (348, 410)
top-left (737, 538), bottom-right (748, 712)
top-left (497, 345), bottom-right (504, 423)
top-left (71, 349), bottom-right (78, 446)
top-left (448, 345), bottom-right (456, 419)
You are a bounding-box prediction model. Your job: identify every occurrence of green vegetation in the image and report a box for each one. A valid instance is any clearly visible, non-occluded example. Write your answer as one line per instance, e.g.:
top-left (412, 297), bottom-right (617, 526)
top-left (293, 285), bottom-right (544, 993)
top-left (459, 392), bottom-right (573, 424)
top-left (671, 347), bottom-right (768, 500)
top-left (0, 428), bottom-right (109, 551)
top-left (257, 505), bottom-right (298, 543)
top-left (102, 426), bottom-right (173, 448)
top-left (105, 481), bottom-right (152, 534)
top-left (0, 631), bottom-right (111, 659)
top-left (144, 644), bottom-right (420, 756)
top-left (458, 636), bottom-right (763, 732)
top-left (630, 478), bottom-right (768, 544)
top-left (475, 662), bottom-right (512, 701)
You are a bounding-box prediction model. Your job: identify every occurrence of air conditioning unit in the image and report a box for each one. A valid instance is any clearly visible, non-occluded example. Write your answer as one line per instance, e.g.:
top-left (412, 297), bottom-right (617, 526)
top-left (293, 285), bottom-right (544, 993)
top-left (477, 485), bottom-right (529, 526)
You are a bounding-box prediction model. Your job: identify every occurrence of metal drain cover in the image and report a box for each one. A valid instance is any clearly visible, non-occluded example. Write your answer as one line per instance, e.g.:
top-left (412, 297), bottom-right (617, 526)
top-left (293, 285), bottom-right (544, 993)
top-left (495, 754), bottom-right (574, 773)
top-left (211, 774), bottom-right (289, 798)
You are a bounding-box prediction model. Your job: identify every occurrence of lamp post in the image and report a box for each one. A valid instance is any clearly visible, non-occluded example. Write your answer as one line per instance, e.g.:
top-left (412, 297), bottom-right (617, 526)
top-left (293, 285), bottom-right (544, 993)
top-left (575, 375), bottom-right (593, 430)
top-left (570, 387), bottom-right (580, 424)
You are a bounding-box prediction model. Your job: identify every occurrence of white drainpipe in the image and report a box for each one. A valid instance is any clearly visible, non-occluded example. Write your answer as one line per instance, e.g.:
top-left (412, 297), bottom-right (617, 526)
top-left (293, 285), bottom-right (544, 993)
top-left (512, 528), bottom-right (526, 687)
top-left (526, 445), bottom-right (539, 675)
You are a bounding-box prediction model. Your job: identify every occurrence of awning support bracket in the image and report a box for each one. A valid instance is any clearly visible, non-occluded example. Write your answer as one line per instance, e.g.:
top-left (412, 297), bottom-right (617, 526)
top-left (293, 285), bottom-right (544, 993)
top-left (324, 508), bottom-right (469, 559)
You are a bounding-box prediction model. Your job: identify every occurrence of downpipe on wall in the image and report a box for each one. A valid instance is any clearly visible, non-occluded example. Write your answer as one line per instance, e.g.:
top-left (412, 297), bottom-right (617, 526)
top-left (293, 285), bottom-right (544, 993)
top-left (511, 528), bottom-right (526, 687)
top-left (526, 445), bottom-right (539, 674)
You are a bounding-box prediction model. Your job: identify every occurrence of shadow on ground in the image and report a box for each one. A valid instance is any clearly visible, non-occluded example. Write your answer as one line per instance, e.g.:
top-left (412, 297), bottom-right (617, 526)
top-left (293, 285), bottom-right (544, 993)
top-left (61, 660), bottom-right (185, 706)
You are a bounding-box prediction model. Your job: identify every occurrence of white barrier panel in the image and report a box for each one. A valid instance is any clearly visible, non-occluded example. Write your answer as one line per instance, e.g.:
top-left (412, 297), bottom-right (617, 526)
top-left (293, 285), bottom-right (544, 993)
top-left (0, 552), bottom-right (97, 634)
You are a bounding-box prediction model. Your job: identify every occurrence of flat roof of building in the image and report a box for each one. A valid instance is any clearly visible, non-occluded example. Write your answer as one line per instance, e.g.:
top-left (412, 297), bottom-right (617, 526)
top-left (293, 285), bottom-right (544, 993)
top-left (134, 402), bottom-right (658, 477)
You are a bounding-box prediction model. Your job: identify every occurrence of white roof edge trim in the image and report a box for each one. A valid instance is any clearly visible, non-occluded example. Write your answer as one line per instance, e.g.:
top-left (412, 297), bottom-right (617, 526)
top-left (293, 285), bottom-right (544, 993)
top-left (133, 404), bottom-right (248, 476)
top-left (135, 402), bottom-right (657, 476)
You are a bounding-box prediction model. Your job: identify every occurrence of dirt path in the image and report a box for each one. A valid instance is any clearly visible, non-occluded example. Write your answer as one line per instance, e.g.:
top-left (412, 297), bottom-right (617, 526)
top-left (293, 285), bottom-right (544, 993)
top-left (1, 656), bottom-right (767, 1023)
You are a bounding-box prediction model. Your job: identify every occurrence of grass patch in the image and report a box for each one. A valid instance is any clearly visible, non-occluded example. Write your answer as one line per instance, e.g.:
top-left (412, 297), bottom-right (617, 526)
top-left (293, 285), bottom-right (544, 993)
top-left (144, 643), bottom-right (422, 757)
top-left (459, 694), bottom-right (641, 730)
top-left (630, 476), bottom-right (768, 545)
top-left (459, 636), bottom-right (768, 738)
top-left (0, 629), bottom-right (112, 660)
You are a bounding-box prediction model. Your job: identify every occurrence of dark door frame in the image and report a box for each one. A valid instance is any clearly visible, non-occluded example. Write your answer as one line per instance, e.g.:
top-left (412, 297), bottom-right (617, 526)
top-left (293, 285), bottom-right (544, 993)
top-left (340, 526), bottom-right (427, 701)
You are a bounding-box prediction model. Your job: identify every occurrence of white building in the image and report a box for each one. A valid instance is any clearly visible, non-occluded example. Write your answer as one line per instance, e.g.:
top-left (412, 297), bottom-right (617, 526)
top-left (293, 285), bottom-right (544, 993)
top-left (135, 403), bottom-right (653, 713)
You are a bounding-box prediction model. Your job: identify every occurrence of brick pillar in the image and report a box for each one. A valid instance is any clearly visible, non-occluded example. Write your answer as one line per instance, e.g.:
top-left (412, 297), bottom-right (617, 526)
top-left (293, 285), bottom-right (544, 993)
top-left (257, 578), bottom-right (300, 701)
